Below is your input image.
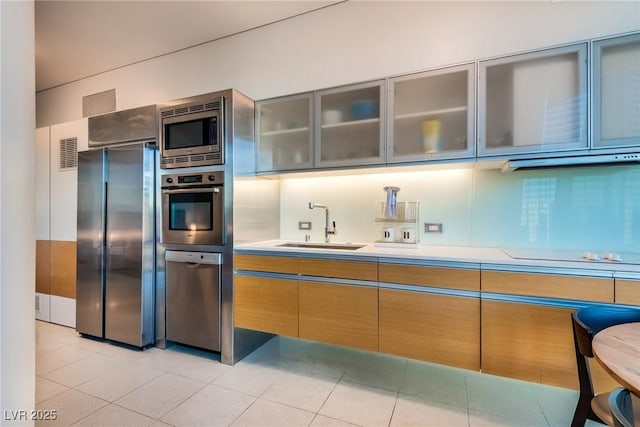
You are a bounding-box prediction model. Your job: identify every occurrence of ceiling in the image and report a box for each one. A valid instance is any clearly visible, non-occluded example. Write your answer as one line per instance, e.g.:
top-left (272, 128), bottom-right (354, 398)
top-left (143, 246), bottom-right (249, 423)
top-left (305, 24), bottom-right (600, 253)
top-left (35, 0), bottom-right (342, 92)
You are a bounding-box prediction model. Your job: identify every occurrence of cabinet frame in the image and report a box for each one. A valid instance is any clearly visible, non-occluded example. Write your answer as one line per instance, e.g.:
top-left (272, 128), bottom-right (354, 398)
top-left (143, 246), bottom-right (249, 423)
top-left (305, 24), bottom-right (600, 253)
top-left (478, 43), bottom-right (589, 157)
top-left (592, 32), bottom-right (640, 150)
top-left (314, 79), bottom-right (386, 168)
top-left (255, 92), bottom-right (314, 172)
top-left (387, 63), bottom-right (476, 163)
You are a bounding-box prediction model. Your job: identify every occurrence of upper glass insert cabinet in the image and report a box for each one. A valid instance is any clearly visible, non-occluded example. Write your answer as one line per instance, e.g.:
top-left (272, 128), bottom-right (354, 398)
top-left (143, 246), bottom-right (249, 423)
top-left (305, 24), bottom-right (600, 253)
top-left (255, 93), bottom-right (313, 172)
top-left (388, 63), bottom-right (475, 163)
top-left (593, 32), bottom-right (640, 150)
top-left (315, 80), bottom-right (385, 168)
top-left (478, 43), bottom-right (588, 157)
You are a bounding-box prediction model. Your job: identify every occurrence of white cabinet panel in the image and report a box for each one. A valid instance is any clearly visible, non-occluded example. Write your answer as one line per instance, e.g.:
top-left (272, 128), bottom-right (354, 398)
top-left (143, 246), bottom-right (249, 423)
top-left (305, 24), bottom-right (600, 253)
top-left (50, 295), bottom-right (76, 328)
top-left (49, 118), bottom-right (87, 241)
top-left (35, 293), bottom-right (51, 322)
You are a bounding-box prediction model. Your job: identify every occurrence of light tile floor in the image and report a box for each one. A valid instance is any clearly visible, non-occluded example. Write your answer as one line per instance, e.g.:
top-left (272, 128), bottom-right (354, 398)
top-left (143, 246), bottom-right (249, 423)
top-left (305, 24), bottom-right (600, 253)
top-left (36, 321), bottom-right (606, 427)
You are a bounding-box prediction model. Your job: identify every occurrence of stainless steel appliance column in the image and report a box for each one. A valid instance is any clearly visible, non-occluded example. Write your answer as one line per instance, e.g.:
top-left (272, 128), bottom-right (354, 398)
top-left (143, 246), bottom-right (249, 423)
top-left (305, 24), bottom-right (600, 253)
top-left (104, 144), bottom-right (155, 346)
top-left (76, 143), bottom-right (156, 347)
top-left (76, 149), bottom-right (106, 338)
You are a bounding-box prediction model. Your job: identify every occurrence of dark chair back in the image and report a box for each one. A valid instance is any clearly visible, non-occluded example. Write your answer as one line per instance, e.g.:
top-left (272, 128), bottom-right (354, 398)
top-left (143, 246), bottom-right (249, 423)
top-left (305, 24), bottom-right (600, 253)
top-left (571, 305), bottom-right (640, 427)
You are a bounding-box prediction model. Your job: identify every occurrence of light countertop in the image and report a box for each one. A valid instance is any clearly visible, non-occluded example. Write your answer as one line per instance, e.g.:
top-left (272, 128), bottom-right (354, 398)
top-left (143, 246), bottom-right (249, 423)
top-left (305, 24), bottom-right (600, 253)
top-left (234, 240), bottom-right (640, 276)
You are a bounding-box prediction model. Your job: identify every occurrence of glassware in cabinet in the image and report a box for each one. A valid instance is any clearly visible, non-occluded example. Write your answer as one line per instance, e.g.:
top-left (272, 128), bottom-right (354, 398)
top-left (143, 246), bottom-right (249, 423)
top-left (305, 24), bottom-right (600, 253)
top-left (256, 93), bottom-right (313, 172)
top-left (315, 80), bottom-right (385, 167)
top-left (388, 63), bottom-right (476, 162)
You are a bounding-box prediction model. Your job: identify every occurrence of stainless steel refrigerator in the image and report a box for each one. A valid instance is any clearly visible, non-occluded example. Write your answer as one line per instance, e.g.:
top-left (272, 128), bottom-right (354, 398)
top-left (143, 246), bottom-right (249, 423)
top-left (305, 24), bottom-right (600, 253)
top-left (76, 106), bottom-right (156, 347)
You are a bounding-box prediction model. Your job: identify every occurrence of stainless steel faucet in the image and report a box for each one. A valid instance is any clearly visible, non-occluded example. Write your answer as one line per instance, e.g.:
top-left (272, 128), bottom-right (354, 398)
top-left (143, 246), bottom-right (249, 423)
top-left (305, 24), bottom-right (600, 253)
top-left (308, 202), bottom-right (336, 243)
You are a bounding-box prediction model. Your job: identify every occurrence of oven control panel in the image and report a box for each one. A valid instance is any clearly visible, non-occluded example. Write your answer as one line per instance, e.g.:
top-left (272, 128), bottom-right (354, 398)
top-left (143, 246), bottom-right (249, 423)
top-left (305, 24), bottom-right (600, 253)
top-left (162, 171), bottom-right (224, 188)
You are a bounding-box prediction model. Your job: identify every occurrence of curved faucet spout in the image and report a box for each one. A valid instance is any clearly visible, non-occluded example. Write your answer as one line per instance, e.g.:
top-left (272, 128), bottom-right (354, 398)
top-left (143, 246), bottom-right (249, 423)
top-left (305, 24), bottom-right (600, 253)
top-left (308, 202), bottom-right (336, 243)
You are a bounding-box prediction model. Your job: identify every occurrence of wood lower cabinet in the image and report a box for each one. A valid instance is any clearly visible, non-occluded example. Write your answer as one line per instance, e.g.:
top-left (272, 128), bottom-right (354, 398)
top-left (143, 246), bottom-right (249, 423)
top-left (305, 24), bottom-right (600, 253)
top-left (379, 288), bottom-right (480, 370)
top-left (234, 254), bottom-right (298, 275)
top-left (379, 263), bottom-right (479, 292)
top-left (615, 279), bottom-right (640, 305)
top-left (482, 270), bottom-right (614, 302)
top-left (233, 275), bottom-right (298, 337)
top-left (299, 281), bottom-right (378, 351)
top-left (481, 299), bottom-right (619, 392)
top-left (299, 258), bottom-right (377, 282)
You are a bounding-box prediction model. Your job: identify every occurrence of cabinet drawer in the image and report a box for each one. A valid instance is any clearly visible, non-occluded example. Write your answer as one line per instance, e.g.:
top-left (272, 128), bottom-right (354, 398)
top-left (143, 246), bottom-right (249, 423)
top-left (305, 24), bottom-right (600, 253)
top-left (234, 275), bottom-right (298, 337)
top-left (234, 254), bottom-right (298, 275)
top-left (481, 300), bottom-right (619, 392)
top-left (615, 279), bottom-right (640, 305)
top-left (299, 258), bottom-right (377, 282)
top-left (299, 281), bottom-right (378, 351)
top-left (379, 288), bottom-right (479, 370)
top-left (482, 270), bottom-right (613, 302)
top-left (379, 263), bottom-right (479, 291)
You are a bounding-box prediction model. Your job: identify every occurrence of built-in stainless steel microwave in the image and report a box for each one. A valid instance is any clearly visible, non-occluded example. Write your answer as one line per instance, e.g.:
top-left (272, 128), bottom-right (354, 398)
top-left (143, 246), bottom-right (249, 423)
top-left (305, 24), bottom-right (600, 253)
top-left (159, 96), bottom-right (224, 169)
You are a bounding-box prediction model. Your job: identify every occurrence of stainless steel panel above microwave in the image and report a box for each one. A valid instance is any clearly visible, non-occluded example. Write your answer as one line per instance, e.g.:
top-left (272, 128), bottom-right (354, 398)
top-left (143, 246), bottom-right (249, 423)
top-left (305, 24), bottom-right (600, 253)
top-left (159, 96), bottom-right (224, 168)
top-left (89, 105), bottom-right (157, 147)
top-left (161, 171), bottom-right (224, 245)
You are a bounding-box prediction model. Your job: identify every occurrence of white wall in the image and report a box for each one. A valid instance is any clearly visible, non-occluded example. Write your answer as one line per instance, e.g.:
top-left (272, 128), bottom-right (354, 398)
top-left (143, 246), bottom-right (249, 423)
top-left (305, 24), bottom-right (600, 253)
top-left (48, 119), bottom-right (88, 241)
top-left (35, 127), bottom-right (51, 322)
top-left (1, 0), bottom-right (36, 422)
top-left (36, 1), bottom-right (640, 127)
top-left (35, 127), bottom-right (50, 240)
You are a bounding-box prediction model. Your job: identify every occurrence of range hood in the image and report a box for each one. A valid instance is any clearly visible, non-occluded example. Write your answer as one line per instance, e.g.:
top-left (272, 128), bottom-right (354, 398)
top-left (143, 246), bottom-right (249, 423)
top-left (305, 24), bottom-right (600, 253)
top-left (501, 153), bottom-right (640, 172)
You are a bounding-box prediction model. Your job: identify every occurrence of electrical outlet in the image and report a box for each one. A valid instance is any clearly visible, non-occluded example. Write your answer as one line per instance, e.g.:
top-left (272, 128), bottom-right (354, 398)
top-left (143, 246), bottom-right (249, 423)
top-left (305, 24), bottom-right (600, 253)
top-left (424, 222), bottom-right (443, 233)
top-left (298, 221), bottom-right (312, 230)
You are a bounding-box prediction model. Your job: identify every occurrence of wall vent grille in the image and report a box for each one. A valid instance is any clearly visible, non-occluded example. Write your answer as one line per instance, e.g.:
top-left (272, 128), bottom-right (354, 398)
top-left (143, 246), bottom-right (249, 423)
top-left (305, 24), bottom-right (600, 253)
top-left (59, 137), bottom-right (78, 170)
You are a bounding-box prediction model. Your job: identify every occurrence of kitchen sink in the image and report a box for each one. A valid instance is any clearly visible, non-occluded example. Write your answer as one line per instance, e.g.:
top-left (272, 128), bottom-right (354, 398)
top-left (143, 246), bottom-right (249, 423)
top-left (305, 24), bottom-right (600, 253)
top-left (277, 242), bottom-right (365, 251)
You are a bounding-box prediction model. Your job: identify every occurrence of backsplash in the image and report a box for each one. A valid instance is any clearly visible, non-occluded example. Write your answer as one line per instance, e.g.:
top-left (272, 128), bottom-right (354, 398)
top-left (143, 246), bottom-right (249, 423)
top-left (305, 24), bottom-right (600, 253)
top-left (472, 164), bottom-right (640, 253)
top-left (277, 164), bottom-right (639, 254)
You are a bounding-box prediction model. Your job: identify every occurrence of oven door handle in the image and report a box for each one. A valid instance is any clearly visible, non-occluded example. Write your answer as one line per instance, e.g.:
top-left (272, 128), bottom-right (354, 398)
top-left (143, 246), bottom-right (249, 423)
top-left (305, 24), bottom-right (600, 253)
top-left (162, 187), bottom-right (220, 195)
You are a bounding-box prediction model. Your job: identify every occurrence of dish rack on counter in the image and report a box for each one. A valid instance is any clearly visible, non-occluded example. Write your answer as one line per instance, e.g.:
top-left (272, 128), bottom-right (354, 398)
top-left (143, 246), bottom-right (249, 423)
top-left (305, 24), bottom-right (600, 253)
top-left (373, 200), bottom-right (420, 248)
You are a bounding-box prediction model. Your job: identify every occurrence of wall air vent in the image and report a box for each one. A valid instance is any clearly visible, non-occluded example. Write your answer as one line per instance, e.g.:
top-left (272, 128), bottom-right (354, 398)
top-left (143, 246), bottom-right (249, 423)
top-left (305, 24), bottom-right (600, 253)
top-left (190, 104), bottom-right (204, 112)
top-left (59, 137), bottom-right (78, 170)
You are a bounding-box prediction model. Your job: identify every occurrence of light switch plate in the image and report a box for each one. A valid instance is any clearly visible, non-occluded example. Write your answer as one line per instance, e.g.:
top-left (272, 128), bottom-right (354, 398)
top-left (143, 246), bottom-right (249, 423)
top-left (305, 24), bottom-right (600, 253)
top-left (424, 222), bottom-right (443, 233)
top-left (298, 221), bottom-right (312, 230)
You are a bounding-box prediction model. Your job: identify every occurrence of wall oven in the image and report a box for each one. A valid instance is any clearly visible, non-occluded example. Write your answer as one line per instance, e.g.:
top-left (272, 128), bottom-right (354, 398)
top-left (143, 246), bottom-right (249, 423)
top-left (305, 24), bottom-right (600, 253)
top-left (161, 171), bottom-right (224, 246)
top-left (159, 96), bottom-right (224, 168)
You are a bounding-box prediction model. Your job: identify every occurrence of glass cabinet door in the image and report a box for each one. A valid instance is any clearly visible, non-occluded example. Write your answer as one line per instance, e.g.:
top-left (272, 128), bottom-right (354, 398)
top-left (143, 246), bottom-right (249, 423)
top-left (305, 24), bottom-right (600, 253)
top-left (315, 80), bottom-right (385, 167)
top-left (478, 43), bottom-right (588, 157)
top-left (388, 63), bottom-right (475, 163)
top-left (593, 33), bottom-right (640, 149)
top-left (256, 93), bottom-right (313, 172)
